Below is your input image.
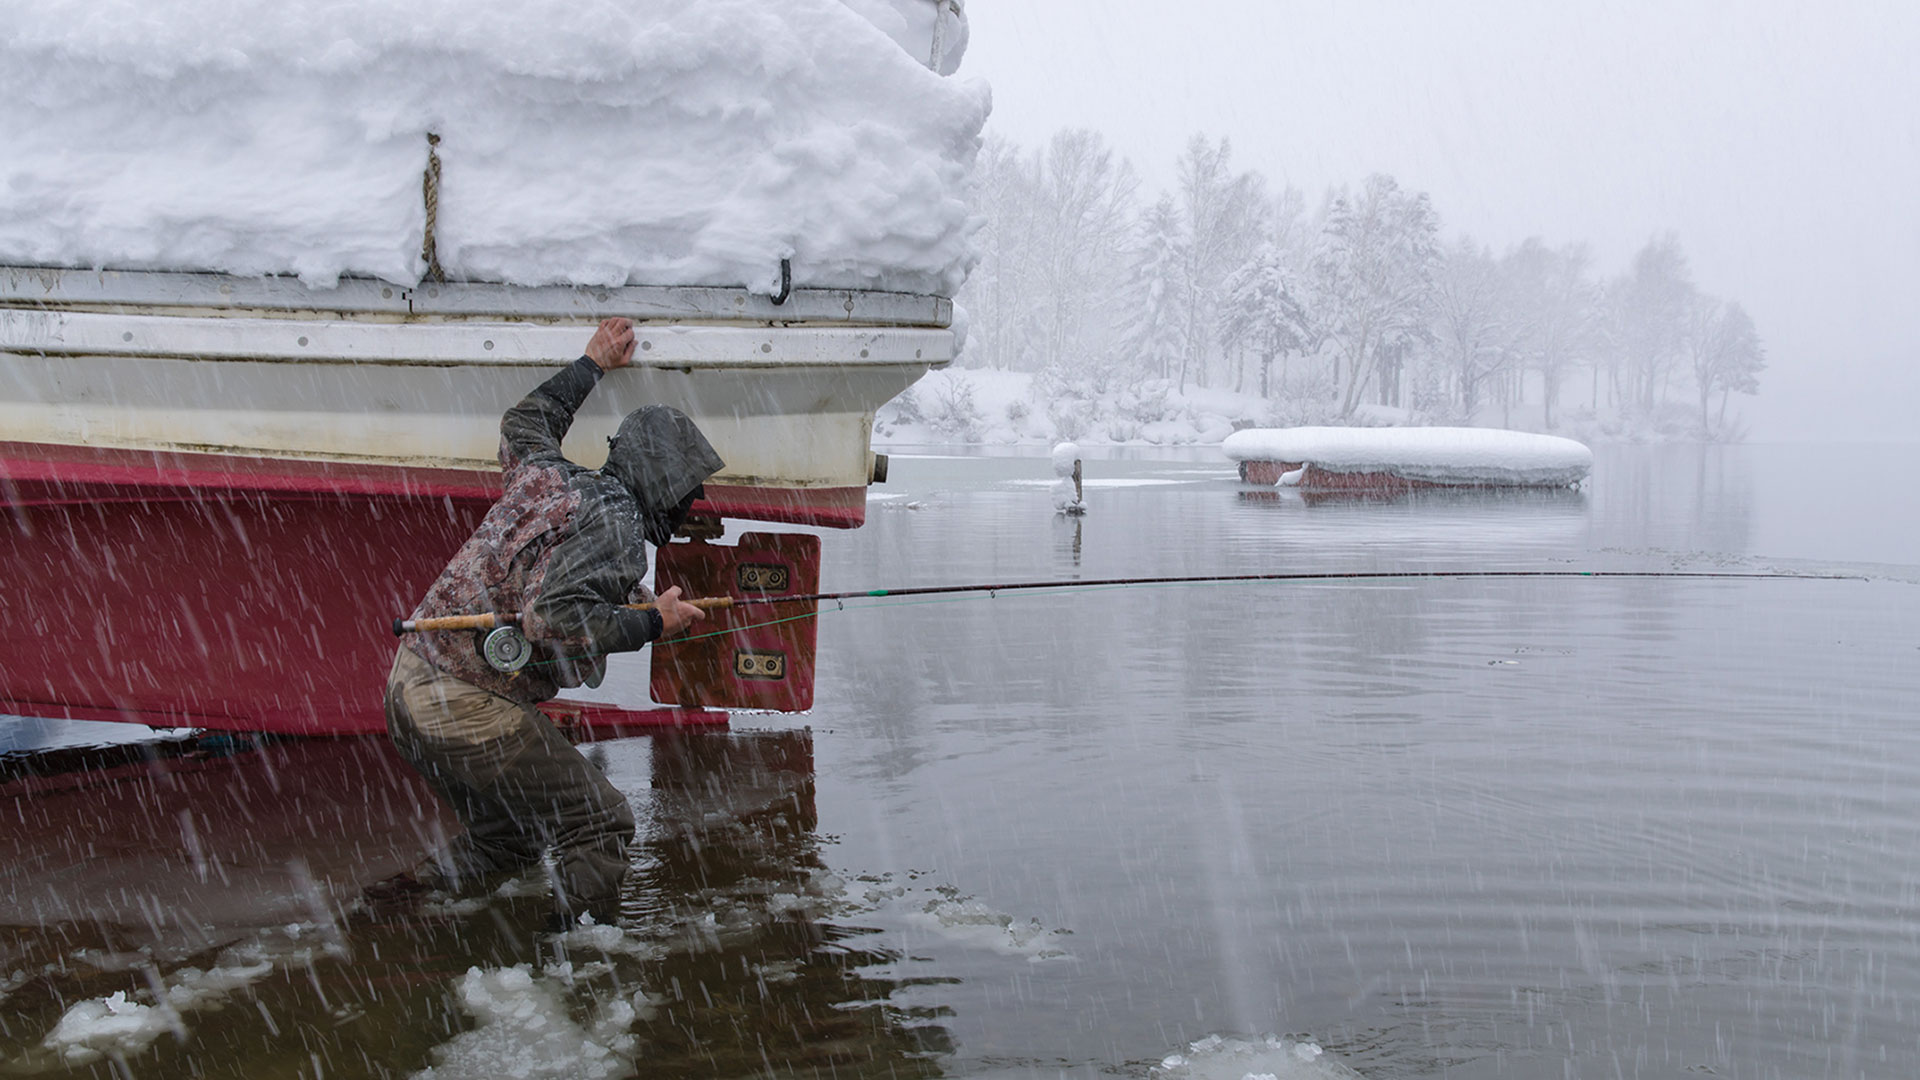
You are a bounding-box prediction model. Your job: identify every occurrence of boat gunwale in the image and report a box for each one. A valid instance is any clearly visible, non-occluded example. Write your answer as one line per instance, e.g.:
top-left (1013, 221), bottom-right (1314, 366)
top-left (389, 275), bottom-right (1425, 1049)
top-left (0, 308), bottom-right (954, 368)
top-left (0, 265), bottom-right (954, 329)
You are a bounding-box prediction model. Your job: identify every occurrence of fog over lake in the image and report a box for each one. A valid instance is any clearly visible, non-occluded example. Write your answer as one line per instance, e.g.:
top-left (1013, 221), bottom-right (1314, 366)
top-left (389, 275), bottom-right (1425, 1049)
top-left (960, 1), bottom-right (1920, 443)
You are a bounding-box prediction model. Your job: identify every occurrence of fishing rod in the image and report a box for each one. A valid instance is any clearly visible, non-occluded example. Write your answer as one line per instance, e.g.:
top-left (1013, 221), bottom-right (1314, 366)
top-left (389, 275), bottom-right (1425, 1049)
top-left (393, 567), bottom-right (1870, 636)
top-left (392, 597), bottom-right (734, 636)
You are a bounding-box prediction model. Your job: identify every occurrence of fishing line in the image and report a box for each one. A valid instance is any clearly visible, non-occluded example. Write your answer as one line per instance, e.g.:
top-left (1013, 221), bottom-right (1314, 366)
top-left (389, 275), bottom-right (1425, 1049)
top-left (389, 568), bottom-right (1885, 673)
top-left (657, 568), bottom-right (1882, 647)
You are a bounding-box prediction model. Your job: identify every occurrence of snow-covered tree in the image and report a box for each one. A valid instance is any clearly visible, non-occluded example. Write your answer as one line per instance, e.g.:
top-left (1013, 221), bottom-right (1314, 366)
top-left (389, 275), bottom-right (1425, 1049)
top-left (1028, 129), bottom-right (1138, 382)
top-left (1604, 233), bottom-right (1695, 413)
top-left (1310, 174), bottom-right (1440, 415)
top-left (1687, 298), bottom-right (1765, 438)
top-left (1503, 238), bottom-right (1596, 429)
top-left (1267, 184), bottom-right (1314, 270)
top-left (956, 135), bottom-right (1040, 372)
top-left (955, 130), bottom-right (1136, 381)
top-left (954, 127), bottom-right (1766, 442)
top-left (1431, 237), bottom-right (1509, 420)
top-left (1217, 243), bottom-right (1308, 398)
top-left (1173, 134), bottom-right (1267, 392)
top-left (1115, 192), bottom-right (1189, 387)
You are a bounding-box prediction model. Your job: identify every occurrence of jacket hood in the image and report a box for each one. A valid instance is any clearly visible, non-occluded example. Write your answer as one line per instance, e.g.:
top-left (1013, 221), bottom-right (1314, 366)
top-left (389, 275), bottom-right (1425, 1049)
top-left (601, 406), bottom-right (724, 539)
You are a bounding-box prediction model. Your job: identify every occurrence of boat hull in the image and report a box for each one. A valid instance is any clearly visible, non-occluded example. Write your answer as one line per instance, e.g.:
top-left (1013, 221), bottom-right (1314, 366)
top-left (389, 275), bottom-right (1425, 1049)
top-left (0, 269), bottom-right (940, 732)
top-left (0, 480), bottom-right (736, 735)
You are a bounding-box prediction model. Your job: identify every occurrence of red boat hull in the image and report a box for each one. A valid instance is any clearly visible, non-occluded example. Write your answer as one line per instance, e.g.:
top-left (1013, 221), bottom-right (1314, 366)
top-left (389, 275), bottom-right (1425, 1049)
top-left (0, 442), bottom-right (756, 734)
top-left (1237, 458), bottom-right (1566, 493)
top-left (0, 440), bottom-right (867, 528)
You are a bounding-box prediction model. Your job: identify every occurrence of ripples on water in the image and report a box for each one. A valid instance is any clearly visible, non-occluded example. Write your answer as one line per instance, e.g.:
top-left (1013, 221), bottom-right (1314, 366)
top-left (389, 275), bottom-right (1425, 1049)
top-left (3, 443), bottom-right (1917, 1078)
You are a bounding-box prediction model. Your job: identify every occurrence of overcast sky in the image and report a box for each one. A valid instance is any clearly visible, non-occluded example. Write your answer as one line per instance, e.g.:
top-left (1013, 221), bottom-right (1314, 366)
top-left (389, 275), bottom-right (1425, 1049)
top-left (962, 1), bottom-right (1919, 442)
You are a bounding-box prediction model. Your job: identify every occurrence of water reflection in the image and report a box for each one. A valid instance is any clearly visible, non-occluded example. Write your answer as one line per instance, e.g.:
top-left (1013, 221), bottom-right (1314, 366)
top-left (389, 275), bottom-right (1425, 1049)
top-left (1, 736), bottom-right (449, 958)
top-left (797, 446), bottom-right (1920, 1077)
top-left (0, 730), bottom-right (950, 1078)
top-left (1233, 486), bottom-right (1591, 559)
top-left (1588, 444), bottom-right (1754, 558)
top-left (622, 732), bottom-right (951, 1076)
top-left (6, 444), bottom-right (1917, 1078)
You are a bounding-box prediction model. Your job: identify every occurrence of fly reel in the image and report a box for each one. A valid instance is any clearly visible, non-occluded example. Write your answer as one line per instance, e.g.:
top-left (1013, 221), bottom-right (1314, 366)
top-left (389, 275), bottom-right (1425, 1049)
top-left (481, 626), bottom-right (532, 673)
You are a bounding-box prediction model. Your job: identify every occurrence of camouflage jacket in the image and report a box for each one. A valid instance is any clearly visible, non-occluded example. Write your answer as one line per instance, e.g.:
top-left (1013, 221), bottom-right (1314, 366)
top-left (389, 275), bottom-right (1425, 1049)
top-left (404, 357), bottom-right (680, 704)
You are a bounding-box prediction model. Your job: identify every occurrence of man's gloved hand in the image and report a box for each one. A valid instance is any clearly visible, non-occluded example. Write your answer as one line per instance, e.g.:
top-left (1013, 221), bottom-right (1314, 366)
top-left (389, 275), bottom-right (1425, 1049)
top-left (585, 317), bottom-right (636, 372)
top-left (655, 585), bottom-right (706, 637)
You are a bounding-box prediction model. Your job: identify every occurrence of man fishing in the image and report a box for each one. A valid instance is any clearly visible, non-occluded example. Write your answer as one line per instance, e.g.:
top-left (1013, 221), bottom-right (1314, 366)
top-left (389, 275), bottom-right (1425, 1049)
top-left (383, 316), bottom-right (721, 928)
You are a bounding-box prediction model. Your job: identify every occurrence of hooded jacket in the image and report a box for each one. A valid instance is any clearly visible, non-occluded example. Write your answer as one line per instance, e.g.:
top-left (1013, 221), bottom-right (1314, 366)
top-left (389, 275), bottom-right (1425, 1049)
top-left (405, 356), bottom-right (724, 704)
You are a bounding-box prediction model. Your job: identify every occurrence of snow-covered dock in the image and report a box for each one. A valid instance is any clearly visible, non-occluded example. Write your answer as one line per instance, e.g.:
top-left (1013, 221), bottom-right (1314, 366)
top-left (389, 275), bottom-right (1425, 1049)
top-left (1224, 426), bottom-right (1593, 491)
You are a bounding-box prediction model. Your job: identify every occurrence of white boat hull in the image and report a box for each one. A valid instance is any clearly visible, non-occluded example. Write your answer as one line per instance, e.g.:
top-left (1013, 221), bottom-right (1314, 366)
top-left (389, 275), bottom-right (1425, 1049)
top-left (0, 268), bottom-right (954, 526)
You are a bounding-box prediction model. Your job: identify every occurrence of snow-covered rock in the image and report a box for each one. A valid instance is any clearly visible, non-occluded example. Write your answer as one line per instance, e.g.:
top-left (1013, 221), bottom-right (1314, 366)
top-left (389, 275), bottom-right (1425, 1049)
top-left (1224, 426), bottom-right (1592, 487)
top-left (0, 0), bottom-right (988, 294)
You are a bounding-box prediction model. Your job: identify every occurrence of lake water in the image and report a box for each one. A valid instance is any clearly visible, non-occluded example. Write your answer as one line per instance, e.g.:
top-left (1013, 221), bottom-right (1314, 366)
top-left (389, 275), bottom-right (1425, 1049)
top-left (3, 442), bottom-right (1918, 1078)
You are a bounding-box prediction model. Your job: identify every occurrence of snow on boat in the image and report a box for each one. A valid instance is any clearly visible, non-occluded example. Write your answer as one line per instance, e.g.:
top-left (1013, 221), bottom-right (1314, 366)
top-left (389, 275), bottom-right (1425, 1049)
top-left (0, 0), bottom-right (984, 734)
top-left (1224, 426), bottom-right (1593, 492)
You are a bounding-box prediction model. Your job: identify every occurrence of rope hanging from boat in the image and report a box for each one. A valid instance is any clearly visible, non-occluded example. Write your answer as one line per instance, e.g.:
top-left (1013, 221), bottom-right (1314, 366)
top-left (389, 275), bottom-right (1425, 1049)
top-left (420, 133), bottom-right (446, 283)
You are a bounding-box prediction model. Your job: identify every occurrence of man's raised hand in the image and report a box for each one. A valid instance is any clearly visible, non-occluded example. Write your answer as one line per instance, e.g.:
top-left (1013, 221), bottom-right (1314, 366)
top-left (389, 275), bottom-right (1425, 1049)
top-left (585, 317), bottom-right (636, 372)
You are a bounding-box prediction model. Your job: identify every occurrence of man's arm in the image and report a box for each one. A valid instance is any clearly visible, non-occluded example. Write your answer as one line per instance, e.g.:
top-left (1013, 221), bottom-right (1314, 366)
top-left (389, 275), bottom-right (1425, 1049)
top-left (499, 318), bottom-right (637, 467)
top-left (523, 528), bottom-right (705, 655)
top-left (522, 533), bottom-right (663, 653)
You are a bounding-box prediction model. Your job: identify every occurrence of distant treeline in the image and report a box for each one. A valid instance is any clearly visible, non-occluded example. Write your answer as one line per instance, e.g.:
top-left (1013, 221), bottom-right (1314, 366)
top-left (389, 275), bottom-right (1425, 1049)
top-left (958, 130), bottom-right (1765, 439)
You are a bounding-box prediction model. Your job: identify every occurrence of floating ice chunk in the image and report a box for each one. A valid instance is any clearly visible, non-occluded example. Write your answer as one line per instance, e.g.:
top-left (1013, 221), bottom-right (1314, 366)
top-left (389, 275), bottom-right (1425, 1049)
top-left (1148, 1033), bottom-right (1360, 1079)
top-left (550, 917), bottom-right (662, 960)
top-left (751, 960), bottom-right (802, 985)
top-left (926, 897), bottom-right (1010, 928)
top-left (163, 962), bottom-right (275, 1010)
top-left (420, 896), bottom-right (493, 918)
top-left (416, 965), bottom-right (634, 1080)
top-left (493, 874), bottom-right (551, 899)
top-left (42, 991), bottom-right (179, 1066)
top-left (767, 892), bottom-right (815, 915)
top-left (38, 952), bottom-right (283, 1065)
top-left (914, 895), bottom-right (1073, 961)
